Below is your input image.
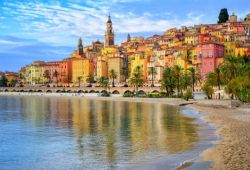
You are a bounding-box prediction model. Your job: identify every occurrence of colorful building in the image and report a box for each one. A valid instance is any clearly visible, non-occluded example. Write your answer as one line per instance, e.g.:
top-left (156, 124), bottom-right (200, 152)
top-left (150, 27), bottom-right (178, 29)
top-left (96, 57), bottom-right (108, 79)
top-left (130, 52), bottom-right (148, 80)
top-left (45, 61), bottom-right (71, 85)
top-left (71, 58), bottom-right (93, 85)
top-left (197, 42), bottom-right (224, 79)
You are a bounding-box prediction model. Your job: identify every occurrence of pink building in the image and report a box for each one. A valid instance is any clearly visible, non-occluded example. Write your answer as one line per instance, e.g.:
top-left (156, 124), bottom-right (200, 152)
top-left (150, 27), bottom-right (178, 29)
top-left (45, 61), bottom-right (71, 84)
top-left (196, 42), bottom-right (224, 80)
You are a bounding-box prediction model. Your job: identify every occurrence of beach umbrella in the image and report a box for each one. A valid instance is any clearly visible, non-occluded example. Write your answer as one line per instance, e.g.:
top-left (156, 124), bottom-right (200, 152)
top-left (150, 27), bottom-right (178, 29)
top-left (215, 90), bottom-right (225, 94)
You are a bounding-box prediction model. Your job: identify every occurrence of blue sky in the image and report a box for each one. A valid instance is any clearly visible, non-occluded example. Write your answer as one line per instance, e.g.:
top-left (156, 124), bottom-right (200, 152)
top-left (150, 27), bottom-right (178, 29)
top-left (0, 0), bottom-right (250, 72)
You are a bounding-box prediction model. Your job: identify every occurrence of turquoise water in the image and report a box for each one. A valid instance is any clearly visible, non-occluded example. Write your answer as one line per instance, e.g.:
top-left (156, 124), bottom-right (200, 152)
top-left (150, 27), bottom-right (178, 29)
top-left (0, 96), bottom-right (216, 170)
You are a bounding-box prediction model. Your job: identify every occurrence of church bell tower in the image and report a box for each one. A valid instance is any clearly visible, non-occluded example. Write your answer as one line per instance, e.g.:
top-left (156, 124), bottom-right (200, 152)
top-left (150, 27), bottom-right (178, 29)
top-left (105, 15), bottom-right (115, 47)
top-left (77, 38), bottom-right (84, 56)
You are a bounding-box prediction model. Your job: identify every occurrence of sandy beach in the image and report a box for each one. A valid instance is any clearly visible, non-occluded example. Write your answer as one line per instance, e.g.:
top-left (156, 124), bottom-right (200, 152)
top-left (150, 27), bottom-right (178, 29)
top-left (1, 92), bottom-right (250, 170)
top-left (187, 100), bottom-right (250, 170)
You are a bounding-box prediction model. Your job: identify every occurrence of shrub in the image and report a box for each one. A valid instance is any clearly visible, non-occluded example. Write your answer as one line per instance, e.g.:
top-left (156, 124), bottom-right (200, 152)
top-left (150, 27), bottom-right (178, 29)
top-left (147, 93), bottom-right (161, 98)
top-left (202, 83), bottom-right (214, 99)
top-left (101, 93), bottom-right (110, 97)
top-left (183, 89), bottom-right (193, 101)
top-left (123, 93), bottom-right (133, 97)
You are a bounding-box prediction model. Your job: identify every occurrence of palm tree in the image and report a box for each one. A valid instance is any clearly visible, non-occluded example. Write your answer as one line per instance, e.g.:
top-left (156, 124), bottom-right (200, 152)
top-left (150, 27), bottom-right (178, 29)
top-left (12, 79), bottom-right (18, 87)
top-left (220, 56), bottom-right (238, 83)
top-left (18, 73), bottom-right (25, 87)
top-left (109, 69), bottom-right (118, 87)
top-left (130, 66), bottom-right (144, 95)
top-left (188, 67), bottom-right (201, 92)
top-left (43, 70), bottom-right (51, 84)
top-left (161, 67), bottom-right (176, 97)
top-left (180, 73), bottom-right (192, 92)
top-left (214, 67), bottom-right (223, 99)
top-left (97, 76), bottom-right (107, 87)
top-left (148, 67), bottom-right (157, 87)
top-left (121, 66), bottom-right (129, 86)
top-left (103, 79), bottom-right (110, 93)
top-left (220, 56), bottom-right (241, 99)
top-left (174, 65), bottom-right (181, 97)
top-left (53, 70), bottom-right (59, 86)
top-left (86, 74), bottom-right (95, 86)
top-left (77, 76), bottom-right (83, 87)
top-left (97, 76), bottom-right (110, 93)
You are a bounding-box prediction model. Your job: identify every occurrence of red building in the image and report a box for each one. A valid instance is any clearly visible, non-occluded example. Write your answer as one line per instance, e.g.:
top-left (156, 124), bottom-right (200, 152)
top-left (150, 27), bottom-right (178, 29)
top-left (196, 42), bottom-right (224, 80)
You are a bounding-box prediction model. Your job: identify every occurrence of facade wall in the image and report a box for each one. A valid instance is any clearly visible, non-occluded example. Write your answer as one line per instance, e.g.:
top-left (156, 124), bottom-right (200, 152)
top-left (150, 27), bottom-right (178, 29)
top-left (71, 59), bottom-right (93, 84)
top-left (199, 43), bottom-right (224, 79)
top-left (108, 57), bottom-right (124, 83)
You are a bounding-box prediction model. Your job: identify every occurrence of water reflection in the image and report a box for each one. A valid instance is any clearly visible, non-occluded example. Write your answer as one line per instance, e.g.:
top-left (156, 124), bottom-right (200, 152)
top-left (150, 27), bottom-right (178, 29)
top-left (0, 96), bottom-right (199, 169)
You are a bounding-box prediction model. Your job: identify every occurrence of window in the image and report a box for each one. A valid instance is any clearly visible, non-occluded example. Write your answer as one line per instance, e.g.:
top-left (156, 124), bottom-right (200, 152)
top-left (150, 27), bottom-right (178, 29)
top-left (204, 62), bottom-right (206, 66)
top-left (203, 52), bottom-right (207, 58)
top-left (209, 51), bottom-right (213, 57)
top-left (210, 62), bottom-right (212, 65)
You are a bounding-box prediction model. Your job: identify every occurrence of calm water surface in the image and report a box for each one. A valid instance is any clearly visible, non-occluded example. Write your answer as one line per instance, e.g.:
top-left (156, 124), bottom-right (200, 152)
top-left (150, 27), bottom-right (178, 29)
top-left (0, 96), bottom-right (215, 170)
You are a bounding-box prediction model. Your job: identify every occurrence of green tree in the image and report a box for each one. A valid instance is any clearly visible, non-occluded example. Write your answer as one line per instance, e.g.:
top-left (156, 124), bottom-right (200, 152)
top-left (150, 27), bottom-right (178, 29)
top-left (10, 79), bottom-right (17, 87)
top-left (183, 88), bottom-right (193, 101)
top-left (53, 70), bottom-right (59, 86)
top-left (77, 76), bottom-right (83, 87)
top-left (207, 68), bottom-right (223, 99)
top-left (97, 76), bottom-right (110, 93)
top-left (148, 67), bottom-right (157, 87)
top-left (220, 57), bottom-right (239, 83)
top-left (202, 83), bottom-right (214, 99)
top-left (109, 69), bottom-right (118, 87)
top-left (102, 79), bottom-right (110, 93)
top-left (174, 65), bottom-right (181, 97)
top-left (130, 66), bottom-right (144, 95)
top-left (19, 73), bottom-right (25, 87)
top-left (43, 70), bottom-right (51, 84)
top-left (86, 74), bottom-right (95, 85)
top-left (121, 66), bottom-right (129, 85)
top-left (180, 73), bottom-right (192, 92)
top-left (188, 67), bottom-right (201, 92)
top-left (218, 8), bottom-right (229, 23)
top-left (97, 76), bottom-right (108, 87)
top-left (161, 67), bottom-right (176, 97)
top-left (222, 56), bottom-right (250, 102)
top-left (226, 76), bottom-right (250, 103)
top-left (0, 75), bottom-right (8, 87)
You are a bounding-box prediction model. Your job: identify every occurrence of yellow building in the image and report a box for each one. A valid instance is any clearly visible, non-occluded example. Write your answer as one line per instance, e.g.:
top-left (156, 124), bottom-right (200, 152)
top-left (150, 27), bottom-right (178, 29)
top-left (101, 47), bottom-right (118, 58)
top-left (176, 49), bottom-right (188, 70)
top-left (96, 57), bottom-right (108, 78)
top-left (184, 34), bottom-right (198, 45)
top-left (108, 55), bottom-right (125, 84)
top-left (235, 46), bottom-right (248, 57)
top-left (130, 52), bottom-right (148, 80)
top-left (224, 42), bottom-right (236, 57)
top-left (26, 61), bottom-right (46, 85)
top-left (5, 72), bottom-right (19, 87)
top-left (72, 58), bottom-right (93, 84)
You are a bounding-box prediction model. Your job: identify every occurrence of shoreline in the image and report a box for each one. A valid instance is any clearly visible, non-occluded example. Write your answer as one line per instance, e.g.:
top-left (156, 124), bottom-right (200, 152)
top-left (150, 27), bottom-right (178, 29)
top-left (1, 92), bottom-right (250, 169)
top-left (186, 101), bottom-right (250, 170)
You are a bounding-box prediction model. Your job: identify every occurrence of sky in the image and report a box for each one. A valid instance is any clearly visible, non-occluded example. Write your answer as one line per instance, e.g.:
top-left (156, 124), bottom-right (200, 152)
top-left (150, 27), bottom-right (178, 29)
top-left (0, 0), bottom-right (250, 72)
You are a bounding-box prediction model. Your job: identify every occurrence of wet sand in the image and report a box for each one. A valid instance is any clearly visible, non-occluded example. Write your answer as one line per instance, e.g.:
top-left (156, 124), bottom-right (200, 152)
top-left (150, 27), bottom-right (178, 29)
top-left (187, 100), bottom-right (250, 170)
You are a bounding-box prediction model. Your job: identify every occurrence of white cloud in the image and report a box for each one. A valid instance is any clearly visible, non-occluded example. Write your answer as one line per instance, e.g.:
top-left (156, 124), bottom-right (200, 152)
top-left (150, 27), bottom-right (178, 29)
top-left (2, 1), bottom-right (204, 45)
